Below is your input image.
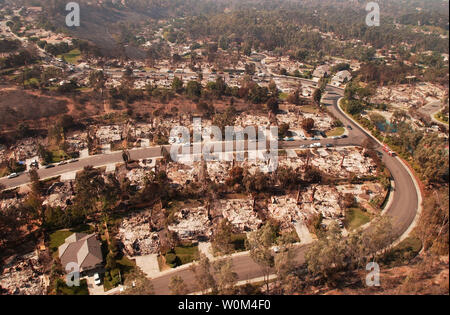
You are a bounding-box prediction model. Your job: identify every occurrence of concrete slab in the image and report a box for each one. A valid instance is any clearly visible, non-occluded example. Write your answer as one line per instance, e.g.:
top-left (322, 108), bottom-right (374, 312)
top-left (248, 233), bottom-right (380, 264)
top-left (79, 149), bottom-right (89, 159)
top-left (294, 221), bottom-right (313, 245)
top-left (60, 171), bottom-right (76, 181)
top-left (105, 164), bottom-right (116, 173)
top-left (101, 144), bottom-right (111, 155)
top-left (198, 242), bottom-right (214, 260)
top-left (85, 275), bottom-right (105, 295)
top-left (134, 255), bottom-right (160, 279)
top-left (141, 139), bottom-right (150, 148)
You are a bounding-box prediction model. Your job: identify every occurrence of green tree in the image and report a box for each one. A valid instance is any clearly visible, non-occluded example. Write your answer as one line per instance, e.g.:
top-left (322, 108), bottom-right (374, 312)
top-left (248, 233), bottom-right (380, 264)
top-left (313, 88), bottom-right (322, 105)
top-left (169, 275), bottom-right (188, 295)
top-left (186, 80), bottom-right (202, 98)
top-left (214, 258), bottom-right (238, 295)
top-left (172, 77), bottom-right (184, 93)
top-left (190, 254), bottom-right (217, 295)
top-left (302, 118), bottom-right (315, 133)
top-left (267, 97), bottom-right (279, 113)
top-left (246, 222), bottom-right (278, 293)
top-left (211, 218), bottom-right (234, 256)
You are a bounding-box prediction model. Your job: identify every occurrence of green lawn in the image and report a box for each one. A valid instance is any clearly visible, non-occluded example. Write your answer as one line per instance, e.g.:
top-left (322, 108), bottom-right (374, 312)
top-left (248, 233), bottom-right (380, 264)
top-left (49, 225), bottom-right (94, 254)
top-left (24, 77), bottom-right (40, 87)
top-left (50, 150), bottom-right (70, 163)
top-left (55, 279), bottom-right (89, 295)
top-left (300, 105), bottom-right (319, 114)
top-left (326, 127), bottom-right (345, 137)
top-left (231, 233), bottom-right (248, 252)
top-left (49, 230), bottom-right (74, 254)
top-left (165, 243), bottom-right (199, 268)
top-left (344, 208), bottom-right (371, 230)
top-left (174, 244), bottom-right (200, 265)
top-left (103, 256), bottom-right (136, 292)
top-left (59, 49), bottom-right (82, 64)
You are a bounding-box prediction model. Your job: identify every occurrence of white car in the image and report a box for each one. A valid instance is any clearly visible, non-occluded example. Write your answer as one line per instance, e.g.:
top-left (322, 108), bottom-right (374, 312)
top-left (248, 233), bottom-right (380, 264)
top-left (94, 273), bottom-right (102, 286)
top-left (8, 172), bottom-right (19, 179)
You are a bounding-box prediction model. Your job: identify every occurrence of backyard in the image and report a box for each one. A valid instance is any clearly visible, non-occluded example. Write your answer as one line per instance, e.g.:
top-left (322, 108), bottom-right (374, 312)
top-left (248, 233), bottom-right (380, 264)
top-left (344, 208), bottom-right (371, 230)
top-left (48, 224), bottom-right (94, 256)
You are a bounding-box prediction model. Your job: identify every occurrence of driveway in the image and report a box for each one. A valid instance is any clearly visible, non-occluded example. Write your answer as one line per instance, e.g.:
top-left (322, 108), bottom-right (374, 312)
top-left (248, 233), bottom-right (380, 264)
top-left (84, 275), bottom-right (105, 296)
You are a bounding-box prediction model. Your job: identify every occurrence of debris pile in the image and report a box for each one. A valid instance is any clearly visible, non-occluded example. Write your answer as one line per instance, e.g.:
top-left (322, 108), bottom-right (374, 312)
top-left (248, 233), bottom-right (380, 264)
top-left (126, 168), bottom-right (148, 189)
top-left (0, 196), bottom-right (22, 211)
top-left (168, 207), bottom-right (212, 240)
top-left (95, 125), bottom-right (122, 145)
top-left (166, 162), bottom-right (198, 185)
top-left (302, 185), bottom-right (343, 219)
top-left (371, 83), bottom-right (446, 110)
top-left (268, 196), bottom-right (303, 228)
top-left (278, 147), bottom-right (377, 177)
top-left (218, 199), bottom-right (262, 232)
top-left (206, 161), bottom-right (231, 184)
top-left (234, 114), bottom-right (271, 128)
top-left (9, 138), bottom-right (40, 161)
top-left (303, 113), bottom-right (333, 130)
top-left (0, 253), bottom-right (46, 295)
top-left (65, 132), bottom-right (88, 151)
top-left (42, 182), bottom-right (74, 209)
top-left (118, 211), bottom-right (160, 256)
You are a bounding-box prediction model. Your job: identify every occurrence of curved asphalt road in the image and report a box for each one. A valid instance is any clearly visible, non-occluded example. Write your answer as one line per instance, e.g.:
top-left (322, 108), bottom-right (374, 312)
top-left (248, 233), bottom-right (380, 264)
top-left (0, 85), bottom-right (420, 295)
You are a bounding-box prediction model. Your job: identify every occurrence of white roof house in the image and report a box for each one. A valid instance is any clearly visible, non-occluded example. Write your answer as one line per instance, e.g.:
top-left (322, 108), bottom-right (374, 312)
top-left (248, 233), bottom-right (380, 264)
top-left (312, 65), bottom-right (331, 78)
top-left (332, 70), bottom-right (352, 84)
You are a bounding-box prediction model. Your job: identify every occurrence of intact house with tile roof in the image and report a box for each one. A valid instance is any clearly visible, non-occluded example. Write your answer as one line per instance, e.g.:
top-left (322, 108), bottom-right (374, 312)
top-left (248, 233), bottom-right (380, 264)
top-left (58, 233), bottom-right (103, 274)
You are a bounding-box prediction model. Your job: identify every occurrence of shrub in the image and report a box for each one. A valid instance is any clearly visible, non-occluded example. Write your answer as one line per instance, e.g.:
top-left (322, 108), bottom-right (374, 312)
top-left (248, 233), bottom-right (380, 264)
top-left (165, 252), bottom-right (181, 267)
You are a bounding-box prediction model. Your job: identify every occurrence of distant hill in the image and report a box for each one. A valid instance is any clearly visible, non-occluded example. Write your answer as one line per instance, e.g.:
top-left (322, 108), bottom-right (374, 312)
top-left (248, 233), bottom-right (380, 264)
top-left (6, 0), bottom-right (448, 57)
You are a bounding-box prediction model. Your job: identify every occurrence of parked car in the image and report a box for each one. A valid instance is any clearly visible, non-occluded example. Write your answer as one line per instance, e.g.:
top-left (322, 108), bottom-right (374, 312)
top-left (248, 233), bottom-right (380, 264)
top-left (347, 125), bottom-right (353, 130)
top-left (94, 273), bottom-right (102, 286)
top-left (326, 144), bottom-right (334, 148)
top-left (69, 159), bottom-right (79, 163)
top-left (44, 164), bottom-right (55, 169)
top-left (8, 172), bottom-right (19, 179)
top-left (58, 161), bottom-right (68, 166)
